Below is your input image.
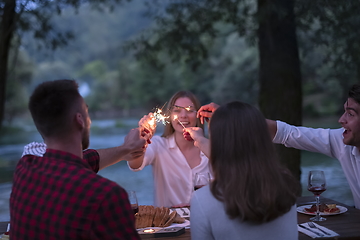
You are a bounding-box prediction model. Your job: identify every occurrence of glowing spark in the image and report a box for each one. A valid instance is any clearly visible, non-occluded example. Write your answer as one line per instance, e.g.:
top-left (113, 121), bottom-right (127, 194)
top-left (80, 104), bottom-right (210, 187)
top-left (148, 117), bottom-right (156, 129)
top-left (173, 115), bottom-right (186, 129)
top-left (153, 107), bottom-right (170, 125)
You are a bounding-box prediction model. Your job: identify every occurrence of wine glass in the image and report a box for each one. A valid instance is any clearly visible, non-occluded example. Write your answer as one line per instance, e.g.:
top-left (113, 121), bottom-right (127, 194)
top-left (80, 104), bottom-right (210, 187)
top-left (308, 170), bottom-right (327, 221)
top-left (128, 190), bottom-right (139, 215)
top-left (194, 172), bottom-right (211, 191)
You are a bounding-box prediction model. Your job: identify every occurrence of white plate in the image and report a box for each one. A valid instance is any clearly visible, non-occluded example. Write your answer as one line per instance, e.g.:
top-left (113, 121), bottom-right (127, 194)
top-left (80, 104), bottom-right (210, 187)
top-left (137, 220), bottom-right (190, 231)
top-left (297, 204), bottom-right (348, 216)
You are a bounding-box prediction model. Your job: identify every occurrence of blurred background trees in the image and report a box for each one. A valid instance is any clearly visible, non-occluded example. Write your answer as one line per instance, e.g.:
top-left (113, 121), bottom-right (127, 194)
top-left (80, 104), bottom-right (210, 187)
top-left (1, 0), bottom-right (360, 180)
top-left (0, 0), bottom-right (129, 129)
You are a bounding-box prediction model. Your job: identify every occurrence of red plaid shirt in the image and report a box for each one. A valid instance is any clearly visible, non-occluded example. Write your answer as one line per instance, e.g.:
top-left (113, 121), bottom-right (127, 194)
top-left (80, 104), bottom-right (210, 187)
top-left (10, 149), bottom-right (140, 240)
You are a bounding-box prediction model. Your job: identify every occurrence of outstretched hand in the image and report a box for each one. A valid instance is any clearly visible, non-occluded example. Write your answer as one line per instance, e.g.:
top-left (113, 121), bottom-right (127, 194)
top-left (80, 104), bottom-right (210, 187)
top-left (123, 128), bottom-right (149, 154)
top-left (183, 127), bottom-right (204, 145)
top-left (183, 127), bottom-right (210, 157)
top-left (183, 131), bottom-right (193, 142)
top-left (138, 112), bottom-right (156, 144)
top-left (197, 102), bottom-right (220, 124)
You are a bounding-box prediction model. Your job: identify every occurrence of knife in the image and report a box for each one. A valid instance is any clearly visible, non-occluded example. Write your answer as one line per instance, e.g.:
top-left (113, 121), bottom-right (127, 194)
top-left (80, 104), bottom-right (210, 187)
top-left (298, 224), bottom-right (324, 237)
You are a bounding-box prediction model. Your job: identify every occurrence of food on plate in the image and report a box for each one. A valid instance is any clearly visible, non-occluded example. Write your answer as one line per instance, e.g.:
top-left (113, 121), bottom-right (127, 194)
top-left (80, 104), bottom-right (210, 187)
top-left (324, 204), bottom-right (340, 214)
top-left (173, 214), bottom-right (186, 223)
top-left (163, 211), bottom-right (177, 227)
top-left (304, 203), bottom-right (327, 212)
top-left (135, 205), bottom-right (183, 229)
top-left (304, 203), bottom-right (340, 214)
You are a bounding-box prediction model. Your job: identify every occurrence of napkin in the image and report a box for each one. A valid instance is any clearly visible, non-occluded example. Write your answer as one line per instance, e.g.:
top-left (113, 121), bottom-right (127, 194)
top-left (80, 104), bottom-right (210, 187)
top-left (298, 222), bottom-right (339, 238)
top-left (173, 208), bottom-right (190, 218)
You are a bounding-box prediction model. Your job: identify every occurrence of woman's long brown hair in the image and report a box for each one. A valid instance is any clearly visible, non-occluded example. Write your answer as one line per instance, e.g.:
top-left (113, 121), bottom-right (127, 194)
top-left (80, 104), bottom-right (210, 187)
top-left (209, 101), bottom-right (299, 223)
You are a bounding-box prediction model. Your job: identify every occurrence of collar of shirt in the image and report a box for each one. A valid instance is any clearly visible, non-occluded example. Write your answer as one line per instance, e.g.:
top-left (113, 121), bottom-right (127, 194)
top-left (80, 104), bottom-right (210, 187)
top-left (351, 146), bottom-right (360, 160)
top-left (167, 134), bottom-right (206, 158)
top-left (44, 148), bottom-right (93, 170)
top-left (168, 134), bottom-right (177, 149)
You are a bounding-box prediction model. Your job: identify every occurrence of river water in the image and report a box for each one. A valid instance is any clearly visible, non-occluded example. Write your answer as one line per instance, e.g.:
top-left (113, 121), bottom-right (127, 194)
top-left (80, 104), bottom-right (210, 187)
top-left (0, 119), bottom-right (355, 221)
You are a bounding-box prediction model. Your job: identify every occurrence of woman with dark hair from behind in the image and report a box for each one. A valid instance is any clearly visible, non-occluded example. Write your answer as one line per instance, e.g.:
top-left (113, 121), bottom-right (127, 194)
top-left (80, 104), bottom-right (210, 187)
top-left (185, 101), bottom-right (299, 240)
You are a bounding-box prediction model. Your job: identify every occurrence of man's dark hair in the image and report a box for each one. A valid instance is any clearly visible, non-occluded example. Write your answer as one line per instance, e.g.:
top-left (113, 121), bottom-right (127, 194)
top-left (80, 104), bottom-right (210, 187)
top-left (29, 79), bottom-right (81, 138)
top-left (348, 84), bottom-right (360, 104)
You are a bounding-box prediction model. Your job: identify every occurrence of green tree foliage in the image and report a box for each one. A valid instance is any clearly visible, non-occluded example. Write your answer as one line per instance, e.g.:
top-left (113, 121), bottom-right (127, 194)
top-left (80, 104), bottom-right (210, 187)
top-left (0, 0), bottom-right (130, 129)
top-left (0, 0), bottom-right (16, 130)
top-left (118, 0), bottom-right (360, 182)
top-left (125, 0), bottom-right (303, 181)
top-left (80, 60), bottom-right (114, 113)
top-left (295, 1), bottom-right (360, 114)
top-left (14, 1), bottom-right (261, 116)
top-left (5, 49), bottom-right (34, 124)
top-left (206, 32), bottom-right (259, 105)
top-left (126, 0), bottom-right (255, 70)
top-left (3, 0), bottom-right (360, 126)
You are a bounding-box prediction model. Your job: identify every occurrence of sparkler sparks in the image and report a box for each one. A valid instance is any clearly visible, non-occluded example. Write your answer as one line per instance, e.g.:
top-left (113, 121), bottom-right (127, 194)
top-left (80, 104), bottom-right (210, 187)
top-left (173, 115), bottom-right (186, 129)
top-left (184, 106), bottom-right (192, 112)
top-left (153, 107), bottom-right (170, 125)
top-left (148, 103), bottom-right (189, 129)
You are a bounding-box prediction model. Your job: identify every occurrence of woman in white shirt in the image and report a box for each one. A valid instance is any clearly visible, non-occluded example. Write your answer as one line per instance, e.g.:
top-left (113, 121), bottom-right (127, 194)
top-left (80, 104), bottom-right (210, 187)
top-left (127, 91), bottom-right (212, 207)
top-left (186, 101), bottom-right (299, 240)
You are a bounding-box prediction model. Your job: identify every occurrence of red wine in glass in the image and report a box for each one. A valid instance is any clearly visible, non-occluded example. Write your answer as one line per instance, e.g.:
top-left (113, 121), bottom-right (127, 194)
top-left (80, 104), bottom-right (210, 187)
top-left (128, 191), bottom-right (139, 215)
top-left (308, 186), bottom-right (326, 196)
top-left (194, 172), bottom-right (211, 191)
top-left (131, 204), bottom-right (139, 215)
top-left (308, 170), bottom-right (326, 221)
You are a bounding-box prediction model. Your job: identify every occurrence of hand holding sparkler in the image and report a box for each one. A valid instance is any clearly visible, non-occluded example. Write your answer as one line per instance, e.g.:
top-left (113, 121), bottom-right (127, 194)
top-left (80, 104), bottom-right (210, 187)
top-left (138, 107), bottom-right (172, 143)
top-left (123, 128), bottom-right (149, 155)
top-left (183, 127), bottom-right (210, 157)
top-left (197, 102), bottom-right (220, 124)
top-left (139, 113), bottom-right (156, 144)
top-left (183, 131), bottom-right (193, 141)
top-left (173, 115), bottom-right (193, 141)
top-left (183, 127), bottom-right (203, 143)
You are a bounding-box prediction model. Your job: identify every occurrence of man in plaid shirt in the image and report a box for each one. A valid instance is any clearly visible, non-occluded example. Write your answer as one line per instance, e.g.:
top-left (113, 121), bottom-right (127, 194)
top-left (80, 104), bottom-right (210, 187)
top-left (10, 80), bottom-right (149, 239)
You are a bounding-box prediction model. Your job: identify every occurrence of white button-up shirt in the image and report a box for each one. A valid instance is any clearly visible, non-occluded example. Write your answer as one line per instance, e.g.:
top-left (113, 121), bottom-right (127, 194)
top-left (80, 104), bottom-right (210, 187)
top-left (274, 120), bottom-right (360, 209)
top-left (128, 134), bottom-right (211, 207)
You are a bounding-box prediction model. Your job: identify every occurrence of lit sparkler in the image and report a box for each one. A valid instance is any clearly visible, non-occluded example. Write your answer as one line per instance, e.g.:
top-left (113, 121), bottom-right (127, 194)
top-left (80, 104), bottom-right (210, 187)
top-left (148, 116), bottom-right (156, 129)
top-left (184, 106), bottom-right (192, 112)
top-left (173, 115), bottom-right (186, 129)
top-left (153, 107), bottom-right (170, 125)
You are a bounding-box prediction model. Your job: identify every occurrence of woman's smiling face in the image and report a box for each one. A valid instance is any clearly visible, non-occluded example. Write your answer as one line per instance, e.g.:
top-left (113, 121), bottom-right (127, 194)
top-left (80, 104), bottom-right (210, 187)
top-left (171, 97), bottom-right (197, 132)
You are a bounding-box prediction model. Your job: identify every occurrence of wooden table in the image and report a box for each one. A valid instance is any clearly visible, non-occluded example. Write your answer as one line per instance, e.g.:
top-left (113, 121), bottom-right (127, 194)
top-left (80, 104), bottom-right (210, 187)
top-left (297, 196), bottom-right (360, 239)
top-left (1, 196), bottom-right (359, 239)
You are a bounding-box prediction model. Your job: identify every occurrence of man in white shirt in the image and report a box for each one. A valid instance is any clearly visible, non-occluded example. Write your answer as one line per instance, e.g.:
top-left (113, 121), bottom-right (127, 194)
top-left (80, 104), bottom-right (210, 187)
top-left (196, 84), bottom-right (360, 209)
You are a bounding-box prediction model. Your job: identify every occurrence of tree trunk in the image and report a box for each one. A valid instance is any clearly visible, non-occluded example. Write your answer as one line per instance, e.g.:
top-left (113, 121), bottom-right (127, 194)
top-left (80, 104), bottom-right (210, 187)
top-left (257, 0), bottom-right (302, 182)
top-left (0, 0), bottom-right (16, 130)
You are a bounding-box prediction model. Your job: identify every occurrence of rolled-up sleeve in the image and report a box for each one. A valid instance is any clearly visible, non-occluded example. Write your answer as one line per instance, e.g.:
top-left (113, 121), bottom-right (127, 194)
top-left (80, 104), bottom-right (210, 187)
top-left (273, 120), bottom-right (344, 158)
